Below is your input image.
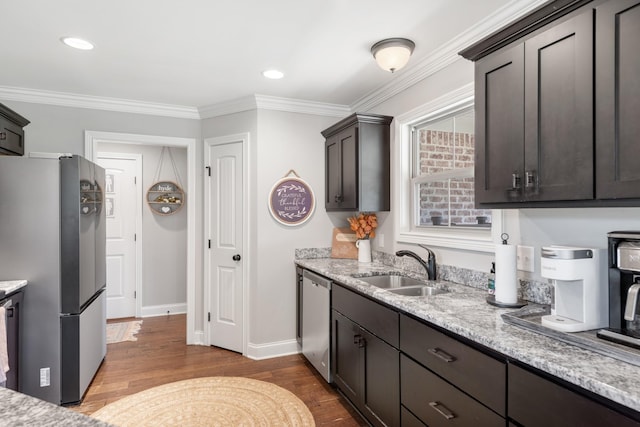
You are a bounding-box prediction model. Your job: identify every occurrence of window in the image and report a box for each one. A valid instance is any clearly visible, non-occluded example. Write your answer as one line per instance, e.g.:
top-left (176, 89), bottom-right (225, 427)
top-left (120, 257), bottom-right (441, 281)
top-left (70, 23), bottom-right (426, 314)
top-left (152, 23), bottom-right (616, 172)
top-left (395, 85), bottom-right (498, 252)
top-left (411, 107), bottom-right (491, 228)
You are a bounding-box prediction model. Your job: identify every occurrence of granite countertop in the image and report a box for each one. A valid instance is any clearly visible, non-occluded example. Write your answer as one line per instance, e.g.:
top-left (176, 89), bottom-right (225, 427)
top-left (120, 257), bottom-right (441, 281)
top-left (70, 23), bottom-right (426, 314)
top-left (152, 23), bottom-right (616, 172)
top-left (296, 257), bottom-right (640, 413)
top-left (0, 279), bottom-right (27, 299)
top-left (0, 387), bottom-right (111, 426)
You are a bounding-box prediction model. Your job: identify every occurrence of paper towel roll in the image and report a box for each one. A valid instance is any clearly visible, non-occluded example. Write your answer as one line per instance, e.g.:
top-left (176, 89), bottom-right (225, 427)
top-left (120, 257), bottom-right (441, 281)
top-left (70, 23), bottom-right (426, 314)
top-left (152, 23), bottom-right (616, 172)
top-left (495, 244), bottom-right (518, 304)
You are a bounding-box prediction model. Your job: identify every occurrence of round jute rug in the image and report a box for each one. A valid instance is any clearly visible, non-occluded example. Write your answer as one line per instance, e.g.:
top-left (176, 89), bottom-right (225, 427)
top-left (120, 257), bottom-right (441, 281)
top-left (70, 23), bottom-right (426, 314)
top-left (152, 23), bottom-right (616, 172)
top-left (91, 377), bottom-right (316, 427)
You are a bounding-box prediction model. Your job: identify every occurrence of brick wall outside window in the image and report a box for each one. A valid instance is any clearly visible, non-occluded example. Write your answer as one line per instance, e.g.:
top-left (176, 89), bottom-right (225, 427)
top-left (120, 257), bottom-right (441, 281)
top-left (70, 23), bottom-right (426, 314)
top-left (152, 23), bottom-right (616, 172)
top-left (418, 130), bottom-right (491, 226)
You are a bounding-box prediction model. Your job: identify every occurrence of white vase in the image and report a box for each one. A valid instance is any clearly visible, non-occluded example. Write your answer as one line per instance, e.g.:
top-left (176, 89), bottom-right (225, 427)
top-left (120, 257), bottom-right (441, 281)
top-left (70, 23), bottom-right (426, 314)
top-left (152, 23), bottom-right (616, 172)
top-left (356, 239), bottom-right (372, 263)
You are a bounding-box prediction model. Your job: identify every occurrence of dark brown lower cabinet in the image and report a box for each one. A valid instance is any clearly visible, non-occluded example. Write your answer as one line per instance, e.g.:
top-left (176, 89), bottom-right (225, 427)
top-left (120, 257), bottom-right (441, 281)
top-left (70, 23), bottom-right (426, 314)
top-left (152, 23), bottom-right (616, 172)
top-left (401, 406), bottom-right (427, 427)
top-left (401, 355), bottom-right (504, 426)
top-left (508, 363), bottom-right (640, 427)
top-left (332, 310), bottom-right (400, 427)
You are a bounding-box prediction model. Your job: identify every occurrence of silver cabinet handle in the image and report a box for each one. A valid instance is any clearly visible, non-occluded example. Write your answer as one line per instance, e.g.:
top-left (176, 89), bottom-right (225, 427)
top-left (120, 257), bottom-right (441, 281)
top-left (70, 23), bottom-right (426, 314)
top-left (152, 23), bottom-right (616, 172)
top-left (334, 194), bottom-right (343, 203)
top-left (428, 347), bottom-right (456, 363)
top-left (511, 172), bottom-right (522, 190)
top-left (525, 170), bottom-right (537, 188)
top-left (429, 401), bottom-right (456, 420)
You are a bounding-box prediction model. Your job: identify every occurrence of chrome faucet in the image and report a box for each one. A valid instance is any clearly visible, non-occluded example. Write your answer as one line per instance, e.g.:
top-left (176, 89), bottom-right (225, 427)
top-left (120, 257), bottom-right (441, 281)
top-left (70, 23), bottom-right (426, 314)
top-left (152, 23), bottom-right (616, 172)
top-left (395, 244), bottom-right (437, 280)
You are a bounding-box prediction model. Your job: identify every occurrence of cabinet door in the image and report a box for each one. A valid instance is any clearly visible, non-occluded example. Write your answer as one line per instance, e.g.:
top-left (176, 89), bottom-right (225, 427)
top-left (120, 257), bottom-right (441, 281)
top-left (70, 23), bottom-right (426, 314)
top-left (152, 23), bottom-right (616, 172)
top-left (0, 116), bottom-right (25, 156)
top-left (325, 133), bottom-right (342, 210)
top-left (362, 328), bottom-right (400, 427)
top-left (596, 0), bottom-right (640, 199)
top-left (325, 127), bottom-right (358, 211)
top-left (332, 310), bottom-right (363, 404)
top-left (524, 10), bottom-right (594, 201)
top-left (475, 44), bottom-right (525, 204)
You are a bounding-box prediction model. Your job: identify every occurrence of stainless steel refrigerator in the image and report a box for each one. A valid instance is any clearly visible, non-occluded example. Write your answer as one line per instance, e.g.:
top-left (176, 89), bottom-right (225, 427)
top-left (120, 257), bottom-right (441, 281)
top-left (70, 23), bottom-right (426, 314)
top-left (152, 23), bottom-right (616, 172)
top-left (0, 154), bottom-right (106, 405)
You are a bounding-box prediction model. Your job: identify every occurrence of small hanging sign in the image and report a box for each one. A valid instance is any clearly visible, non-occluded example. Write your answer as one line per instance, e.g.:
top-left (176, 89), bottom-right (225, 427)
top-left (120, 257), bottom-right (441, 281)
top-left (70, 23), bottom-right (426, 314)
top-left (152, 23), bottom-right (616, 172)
top-left (147, 147), bottom-right (186, 216)
top-left (268, 170), bottom-right (315, 226)
top-left (147, 181), bottom-right (184, 215)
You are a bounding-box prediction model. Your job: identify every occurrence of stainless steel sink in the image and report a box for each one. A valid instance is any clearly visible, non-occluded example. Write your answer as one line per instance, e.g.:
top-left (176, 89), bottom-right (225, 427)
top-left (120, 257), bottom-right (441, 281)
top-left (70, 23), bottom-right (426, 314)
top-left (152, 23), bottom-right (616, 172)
top-left (357, 274), bottom-right (426, 289)
top-left (387, 285), bottom-right (448, 296)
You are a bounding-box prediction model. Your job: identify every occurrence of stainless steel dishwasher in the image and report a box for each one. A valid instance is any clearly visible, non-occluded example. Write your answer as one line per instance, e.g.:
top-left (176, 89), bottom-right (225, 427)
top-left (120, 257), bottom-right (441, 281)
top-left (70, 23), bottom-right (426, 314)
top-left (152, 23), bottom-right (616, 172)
top-left (301, 269), bottom-right (331, 382)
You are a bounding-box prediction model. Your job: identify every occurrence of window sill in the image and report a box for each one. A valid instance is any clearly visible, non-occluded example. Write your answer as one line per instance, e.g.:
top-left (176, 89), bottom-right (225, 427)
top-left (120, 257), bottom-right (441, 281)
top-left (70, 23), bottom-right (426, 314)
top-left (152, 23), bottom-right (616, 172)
top-left (397, 229), bottom-right (495, 253)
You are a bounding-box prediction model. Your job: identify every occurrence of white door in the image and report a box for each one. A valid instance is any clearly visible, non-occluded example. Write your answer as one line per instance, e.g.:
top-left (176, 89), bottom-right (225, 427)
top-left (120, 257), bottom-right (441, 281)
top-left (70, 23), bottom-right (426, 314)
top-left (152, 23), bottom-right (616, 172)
top-left (96, 154), bottom-right (140, 319)
top-left (205, 137), bottom-right (244, 352)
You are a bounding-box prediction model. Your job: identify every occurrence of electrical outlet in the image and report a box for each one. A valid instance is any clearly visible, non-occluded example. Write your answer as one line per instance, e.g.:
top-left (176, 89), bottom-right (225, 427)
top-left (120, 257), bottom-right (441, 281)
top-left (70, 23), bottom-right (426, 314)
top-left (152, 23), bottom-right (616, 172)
top-left (40, 367), bottom-right (50, 387)
top-left (378, 233), bottom-right (384, 248)
top-left (517, 245), bottom-right (535, 272)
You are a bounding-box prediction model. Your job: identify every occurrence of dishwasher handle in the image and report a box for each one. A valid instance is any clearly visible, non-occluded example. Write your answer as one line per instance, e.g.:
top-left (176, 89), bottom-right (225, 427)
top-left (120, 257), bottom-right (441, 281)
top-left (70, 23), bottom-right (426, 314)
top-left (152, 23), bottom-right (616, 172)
top-left (302, 269), bottom-right (332, 290)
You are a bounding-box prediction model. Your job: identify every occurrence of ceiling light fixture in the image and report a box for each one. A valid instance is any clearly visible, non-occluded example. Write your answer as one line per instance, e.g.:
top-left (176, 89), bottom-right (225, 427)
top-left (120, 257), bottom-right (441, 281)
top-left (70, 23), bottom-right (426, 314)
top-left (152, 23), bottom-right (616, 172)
top-left (262, 69), bottom-right (284, 80)
top-left (60, 37), bottom-right (94, 50)
top-left (371, 38), bottom-right (415, 73)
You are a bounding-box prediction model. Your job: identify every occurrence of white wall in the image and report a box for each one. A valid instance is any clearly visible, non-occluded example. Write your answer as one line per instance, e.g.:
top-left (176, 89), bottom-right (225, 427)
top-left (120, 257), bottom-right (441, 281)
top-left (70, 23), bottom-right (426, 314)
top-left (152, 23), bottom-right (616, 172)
top-left (98, 142), bottom-right (188, 311)
top-left (202, 109), bottom-right (342, 354)
top-left (254, 109), bottom-right (345, 347)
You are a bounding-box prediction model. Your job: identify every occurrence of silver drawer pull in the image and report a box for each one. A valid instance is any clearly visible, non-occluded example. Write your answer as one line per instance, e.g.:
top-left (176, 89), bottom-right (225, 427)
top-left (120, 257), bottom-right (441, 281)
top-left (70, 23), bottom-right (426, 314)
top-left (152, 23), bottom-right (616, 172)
top-left (429, 401), bottom-right (456, 420)
top-left (428, 347), bottom-right (456, 363)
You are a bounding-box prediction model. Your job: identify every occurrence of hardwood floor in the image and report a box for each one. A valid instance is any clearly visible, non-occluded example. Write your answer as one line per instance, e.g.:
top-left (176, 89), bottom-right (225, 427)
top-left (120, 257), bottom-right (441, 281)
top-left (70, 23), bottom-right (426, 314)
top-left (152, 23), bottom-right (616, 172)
top-left (70, 314), bottom-right (366, 426)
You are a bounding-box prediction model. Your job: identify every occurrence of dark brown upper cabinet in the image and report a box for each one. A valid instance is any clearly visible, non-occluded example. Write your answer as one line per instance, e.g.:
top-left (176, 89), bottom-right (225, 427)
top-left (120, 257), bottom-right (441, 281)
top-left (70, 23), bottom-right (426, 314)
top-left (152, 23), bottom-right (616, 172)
top-left (322, 113), bottom-right (392, 212)
top-left (462, 0), bottom-right (640, 207)
top-left (596, 0), bottom-right (640, 199)
top-left (473, 8), bottom-right (593, 206)
top-left (0, 103), bottom-right (30, 156)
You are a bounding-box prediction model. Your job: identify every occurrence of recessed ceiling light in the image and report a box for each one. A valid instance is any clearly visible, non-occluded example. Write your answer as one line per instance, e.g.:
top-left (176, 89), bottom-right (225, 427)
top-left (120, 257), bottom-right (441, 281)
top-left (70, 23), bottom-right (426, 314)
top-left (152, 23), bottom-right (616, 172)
top-left (61, 37), bottom-right (94, 50)
top-left (262, 69), bottom-right (284, 80)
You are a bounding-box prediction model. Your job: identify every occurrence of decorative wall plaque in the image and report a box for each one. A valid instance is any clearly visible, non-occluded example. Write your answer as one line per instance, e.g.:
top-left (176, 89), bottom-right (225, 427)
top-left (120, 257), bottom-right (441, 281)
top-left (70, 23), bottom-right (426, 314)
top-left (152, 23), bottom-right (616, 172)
top-left (268, 170), bottom-right (315, 226)
top-left (147, 181), bottom-right (184, 215)
top-left (147, 146), bottom-right (186, 216)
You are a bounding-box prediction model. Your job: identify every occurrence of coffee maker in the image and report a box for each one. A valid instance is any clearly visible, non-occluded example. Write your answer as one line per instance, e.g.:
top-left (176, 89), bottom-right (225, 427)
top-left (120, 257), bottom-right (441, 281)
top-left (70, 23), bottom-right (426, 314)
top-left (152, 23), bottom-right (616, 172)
top-left (540, 246), bottom-right (608, 332)
top-left (597, 231), bottom-right (640, 349)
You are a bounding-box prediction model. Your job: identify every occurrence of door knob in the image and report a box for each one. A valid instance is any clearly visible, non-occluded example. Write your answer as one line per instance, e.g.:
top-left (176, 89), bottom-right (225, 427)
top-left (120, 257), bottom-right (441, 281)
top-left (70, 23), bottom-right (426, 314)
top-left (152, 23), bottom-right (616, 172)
top-left (232, 254), bottom-right (241, 261)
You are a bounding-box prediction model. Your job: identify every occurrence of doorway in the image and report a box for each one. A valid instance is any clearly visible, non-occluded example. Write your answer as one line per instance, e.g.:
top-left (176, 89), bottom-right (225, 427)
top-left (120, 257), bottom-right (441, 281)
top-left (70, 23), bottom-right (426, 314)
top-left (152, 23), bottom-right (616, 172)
top-left (85, 131), bottom-right (199, 344)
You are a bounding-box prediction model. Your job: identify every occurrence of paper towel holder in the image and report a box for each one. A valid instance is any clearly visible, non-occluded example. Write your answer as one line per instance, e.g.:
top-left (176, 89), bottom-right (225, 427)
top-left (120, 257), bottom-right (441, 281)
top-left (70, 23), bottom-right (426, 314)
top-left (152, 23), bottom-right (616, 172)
top-left (488, 232), bottom-right (528, 308)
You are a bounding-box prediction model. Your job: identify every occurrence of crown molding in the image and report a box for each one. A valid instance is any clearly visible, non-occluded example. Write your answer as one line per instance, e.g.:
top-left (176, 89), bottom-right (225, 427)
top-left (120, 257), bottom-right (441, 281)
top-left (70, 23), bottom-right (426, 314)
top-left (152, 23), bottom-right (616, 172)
top-left (0, 85), bottom-right (200, 119)
top-left (199, 94), bottom-right (349, 119)
top-left (350, 0), bottom-right (547, 112)
top-left (197, 95), bottom-right (258, 119)
top-left (254, 94), bottom-right (350, 118)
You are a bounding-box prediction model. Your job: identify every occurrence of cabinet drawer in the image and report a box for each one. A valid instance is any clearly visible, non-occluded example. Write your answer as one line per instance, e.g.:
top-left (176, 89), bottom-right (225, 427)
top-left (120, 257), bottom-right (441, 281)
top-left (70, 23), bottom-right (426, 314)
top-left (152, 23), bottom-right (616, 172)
top-left (509, 364), bottom-right (640, 427)
top-left (332, 284), bottom-right (398, 347)
top-left (401, 406), bottom-right (426, 427)
top-left (400, 314), bottom-right (506, 415)
top-left (401, 355), bottom-right (504, 426)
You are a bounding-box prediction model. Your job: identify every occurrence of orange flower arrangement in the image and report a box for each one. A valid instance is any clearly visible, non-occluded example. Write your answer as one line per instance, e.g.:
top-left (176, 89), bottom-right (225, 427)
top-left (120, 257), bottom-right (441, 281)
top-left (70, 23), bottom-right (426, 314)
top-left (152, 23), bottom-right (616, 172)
top-left (348, 212), bottom-right (378, 240)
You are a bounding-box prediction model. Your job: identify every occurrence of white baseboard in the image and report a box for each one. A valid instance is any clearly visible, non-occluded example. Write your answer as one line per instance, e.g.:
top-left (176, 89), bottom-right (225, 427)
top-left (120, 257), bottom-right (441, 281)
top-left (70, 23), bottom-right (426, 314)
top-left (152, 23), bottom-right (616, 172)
top-left (246, 339), bottom-right (300, 360)
top-left (141, 303), bottom-right (187, 318)
top-left (191, 330), bottom-right (205, 346)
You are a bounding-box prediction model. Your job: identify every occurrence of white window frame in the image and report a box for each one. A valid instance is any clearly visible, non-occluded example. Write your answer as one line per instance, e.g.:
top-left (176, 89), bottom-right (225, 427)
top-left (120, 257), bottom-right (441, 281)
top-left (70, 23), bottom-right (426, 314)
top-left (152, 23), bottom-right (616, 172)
top-left (394, 83), bottom-right (502, 253)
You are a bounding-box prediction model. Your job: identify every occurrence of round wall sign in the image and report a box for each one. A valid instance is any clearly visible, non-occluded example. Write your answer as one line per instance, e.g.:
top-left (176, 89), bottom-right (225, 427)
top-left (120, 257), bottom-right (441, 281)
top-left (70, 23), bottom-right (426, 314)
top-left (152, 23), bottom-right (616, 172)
top-left (268, 176), bottom-right (315, 226)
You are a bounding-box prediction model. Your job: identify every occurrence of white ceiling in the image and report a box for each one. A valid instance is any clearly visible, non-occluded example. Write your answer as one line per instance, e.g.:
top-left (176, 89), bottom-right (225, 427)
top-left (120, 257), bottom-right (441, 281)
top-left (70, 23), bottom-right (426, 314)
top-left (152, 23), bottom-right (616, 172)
top-left (2, 0), bottom-right (544, 113)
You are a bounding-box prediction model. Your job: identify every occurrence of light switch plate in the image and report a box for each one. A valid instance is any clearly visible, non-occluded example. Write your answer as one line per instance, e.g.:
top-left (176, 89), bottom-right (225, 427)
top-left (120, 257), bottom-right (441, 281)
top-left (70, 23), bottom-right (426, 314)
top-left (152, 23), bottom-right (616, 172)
top-left (517, 245), bottom-right (535, 272)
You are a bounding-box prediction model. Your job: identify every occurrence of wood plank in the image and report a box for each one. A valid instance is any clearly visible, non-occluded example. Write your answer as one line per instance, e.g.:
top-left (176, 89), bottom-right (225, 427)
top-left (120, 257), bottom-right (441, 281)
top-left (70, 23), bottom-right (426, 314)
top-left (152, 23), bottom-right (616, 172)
top-left (70, 314), bottom-right (365, 426)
